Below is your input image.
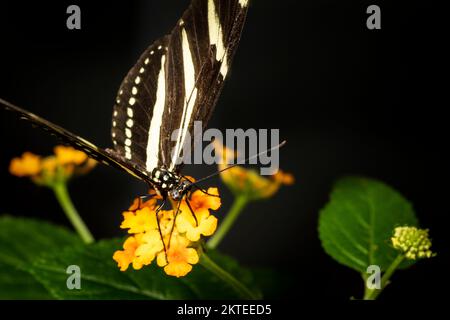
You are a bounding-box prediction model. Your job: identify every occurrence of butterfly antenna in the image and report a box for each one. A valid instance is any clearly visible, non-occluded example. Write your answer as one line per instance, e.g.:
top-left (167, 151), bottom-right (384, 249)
top-left (194, 140), bottom-right (287, 184)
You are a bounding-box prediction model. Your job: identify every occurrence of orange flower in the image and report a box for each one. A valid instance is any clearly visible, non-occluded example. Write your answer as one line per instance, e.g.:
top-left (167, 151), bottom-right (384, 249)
top-left (41, 157), bottom-right (58, 175)
top-left (128, 195), bottom-right (159, 212)
top-left (177, 188), bottom-right (220, 241)
top-left (156, 234), bottom-right (199, 277)
top-left (9, 152), bottom-right (41, 177)
top-left (112, 234), bottom-right (143, 271)
top-left (134, 230), bottom-right (165, 267)
top-left (176, 209), bottom-right (218, 242)
top-left (54, 145), bottom-right (88, 165)
top-left (9, 146), bottom-right (96, 185)
top-left (113, 188), bottom-right (221, 277)
top-left (213, 140), bottom-right (294, 200)
top-left (273, 170), bottom-right (295, 185)
top-left (184, 188), bottom-right (221, 216)
top-left (120, 207), bottom-right (159, 234)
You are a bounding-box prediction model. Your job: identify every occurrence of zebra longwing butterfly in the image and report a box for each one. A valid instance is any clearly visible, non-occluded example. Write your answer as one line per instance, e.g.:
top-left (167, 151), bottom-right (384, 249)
top-left (1, 0), bottom-right (249, 202)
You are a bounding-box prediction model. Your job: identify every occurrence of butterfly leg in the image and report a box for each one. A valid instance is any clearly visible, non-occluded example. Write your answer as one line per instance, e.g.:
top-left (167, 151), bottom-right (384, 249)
top-left (192, 184), bottom-right (220, 198)
top-left (167, 199), bottom-right (183, 249)
top-left (184, 196), bottom-right (199, 227)
top-left (155, 197), bottom-right (168, 261)
top-left (180, 175), bottom-right (219, 197)
top-left (128, 192), bottom-right (158, 213)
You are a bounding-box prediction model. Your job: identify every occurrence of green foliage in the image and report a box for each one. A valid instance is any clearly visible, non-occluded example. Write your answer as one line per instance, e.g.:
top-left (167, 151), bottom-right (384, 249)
top-left (27, 239), bottom-right (260, 299)
top-left (0, 216), bottom-right (81, 299)
top-left (318, 177), bottom-right (418, 273)
top-left (0, 216), bottom-right (261, 299)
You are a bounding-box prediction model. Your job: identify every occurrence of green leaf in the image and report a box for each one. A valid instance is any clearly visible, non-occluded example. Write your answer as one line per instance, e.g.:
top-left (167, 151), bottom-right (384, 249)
top-left (28, 238), bottom-right (261, 300)
top-left (0, 215), bottom-right (82, 299)
top-left (318, 177), bottom-right (418, 273)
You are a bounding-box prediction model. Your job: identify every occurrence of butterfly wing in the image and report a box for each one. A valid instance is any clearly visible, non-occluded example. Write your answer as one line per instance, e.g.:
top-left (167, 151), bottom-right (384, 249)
top-left (0, 0), bottom-right (249, 183)
top-left (111, 0), bottom-right (249, 173)
top-left (111, 36), bottom-right (170, 172)
top-left (0, 98), bottom-right (150, 181)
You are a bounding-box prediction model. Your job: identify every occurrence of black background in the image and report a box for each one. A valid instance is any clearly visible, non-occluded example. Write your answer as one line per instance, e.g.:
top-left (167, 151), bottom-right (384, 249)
top-left (0, 0), bottom-right (447, 301)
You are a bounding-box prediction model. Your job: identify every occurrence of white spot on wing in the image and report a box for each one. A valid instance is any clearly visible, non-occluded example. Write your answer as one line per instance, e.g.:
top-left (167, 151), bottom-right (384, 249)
top-left (132, 87), bottom-right (138, 95)
top-left (135, 76), bottom-right (141, 84)
top-left (127, 107), bottom-right (134, 117)
top-left (126, 119), bottom-right (134, 128)
top-left (125, 128), bottom-right (132, 138)
top-left (129, 97), bottom-right (136, 105)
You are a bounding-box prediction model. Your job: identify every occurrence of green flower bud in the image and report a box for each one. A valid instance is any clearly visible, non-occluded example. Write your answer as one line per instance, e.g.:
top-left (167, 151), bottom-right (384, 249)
top-left (391, 226), bottom-right (435, 260)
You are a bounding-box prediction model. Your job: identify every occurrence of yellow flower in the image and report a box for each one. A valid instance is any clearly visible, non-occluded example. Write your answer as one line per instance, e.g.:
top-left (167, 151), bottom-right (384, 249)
top-left (128, 195), bottom-right (159, 211)
top-left (113, 188), bottom-right (221, 277)
top-left (41, 157), bottom-right (58, 175)
top-left (158, 210), bottom-right (176, 239)
top-left (9, 152), bottom-right (41, 177)
top-left (134, 230), bottom-right (165, 268)
top-left (54, 145), bottom-right (88, 165)
top-left (9, 145), bottom-right (96, 185)
top-left (391, 226), bottom-right (435, 260)
top-left (120, 207), bottom-right (158, 234)
top-left (112, 234), bottom-right (143, 271)
top-left (186, 187), bottom-right (221, 214)
top-left (156, 234), bottom-right (199, 277)
top-left (273, 170), bottom-right (295, 186)
top-left (213, 140), bottom-right (294, 200)
top-left (177, 188), bottom-right (220, 241)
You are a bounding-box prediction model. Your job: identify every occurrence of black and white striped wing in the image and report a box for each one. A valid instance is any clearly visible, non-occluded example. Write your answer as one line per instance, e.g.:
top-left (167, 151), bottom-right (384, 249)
top-left (112, 37), bottom-right (170, 171)
top-left (111, 0), bottom-right (249, 174)
top-left (0, 98), bottom-right (149, 182)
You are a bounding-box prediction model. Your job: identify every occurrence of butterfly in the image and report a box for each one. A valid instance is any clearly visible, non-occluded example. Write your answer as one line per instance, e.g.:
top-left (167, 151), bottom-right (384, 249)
top-left (0, 0), bottom-right (249, 207)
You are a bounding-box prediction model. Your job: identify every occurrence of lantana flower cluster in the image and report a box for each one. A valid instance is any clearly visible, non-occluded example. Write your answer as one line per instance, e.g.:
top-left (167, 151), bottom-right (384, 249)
top-left (214, 140), bottom-right (294, 200)
top-left (9, 145), bottom-right (96, 184)
top-left (113, 187), bottom-right (221, 277)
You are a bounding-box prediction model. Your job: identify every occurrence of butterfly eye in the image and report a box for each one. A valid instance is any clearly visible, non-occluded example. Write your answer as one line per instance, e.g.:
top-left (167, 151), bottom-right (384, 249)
top-left (169, 189), bottom-right (182, 201)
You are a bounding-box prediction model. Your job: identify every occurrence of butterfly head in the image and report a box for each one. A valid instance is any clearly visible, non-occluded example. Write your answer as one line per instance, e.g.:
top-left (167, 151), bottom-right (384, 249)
top-left (168, 179), bottom-right (192, 201)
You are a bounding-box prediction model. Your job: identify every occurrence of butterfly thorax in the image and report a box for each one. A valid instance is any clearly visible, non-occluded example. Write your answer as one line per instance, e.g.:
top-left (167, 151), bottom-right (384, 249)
top-left (150, 168), bottom-right (192, 201)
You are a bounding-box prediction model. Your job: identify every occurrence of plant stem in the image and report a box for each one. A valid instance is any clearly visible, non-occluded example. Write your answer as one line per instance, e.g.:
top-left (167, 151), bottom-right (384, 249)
top-left (52, 182), bottom-right (94, 244)
top-left (364, 254), bottom-right (405, 300)
top-left (200, 252), bottom-right (259, 300)
top-left (208, 195), bottom-right (248, 249)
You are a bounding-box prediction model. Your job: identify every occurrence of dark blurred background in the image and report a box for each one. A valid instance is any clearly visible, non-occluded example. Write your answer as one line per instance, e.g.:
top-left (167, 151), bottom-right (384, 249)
top-left (0, 0), bottom-right (447, 300)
